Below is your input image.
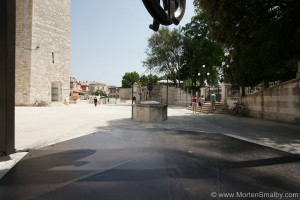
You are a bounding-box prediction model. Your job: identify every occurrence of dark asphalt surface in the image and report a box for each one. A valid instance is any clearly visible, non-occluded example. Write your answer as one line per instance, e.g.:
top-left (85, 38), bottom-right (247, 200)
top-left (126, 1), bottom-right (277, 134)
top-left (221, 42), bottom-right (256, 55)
top-left (0, 128), bottom-right (299, 200)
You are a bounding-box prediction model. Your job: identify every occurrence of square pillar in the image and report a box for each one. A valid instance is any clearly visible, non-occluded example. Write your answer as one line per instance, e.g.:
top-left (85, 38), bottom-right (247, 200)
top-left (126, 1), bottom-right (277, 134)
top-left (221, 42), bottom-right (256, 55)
top-left (200, 87), bottom-right (206, 99)
top-left (133, 82), bottom-right (141, 104)
top-left (0, 0), bottom-right (16, 155)
top-left (220, 83), bottom-right (231, 106)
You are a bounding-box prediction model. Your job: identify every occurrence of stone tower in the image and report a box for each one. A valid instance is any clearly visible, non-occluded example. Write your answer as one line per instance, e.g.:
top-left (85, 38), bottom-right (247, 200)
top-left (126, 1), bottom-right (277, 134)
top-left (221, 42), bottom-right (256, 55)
top-left (15, 0), bottom-right (71, 105)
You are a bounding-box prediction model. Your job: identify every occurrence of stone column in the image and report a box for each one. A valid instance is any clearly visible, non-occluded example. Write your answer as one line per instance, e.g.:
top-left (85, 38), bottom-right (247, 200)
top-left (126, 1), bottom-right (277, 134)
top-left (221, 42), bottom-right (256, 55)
top-left (220, 83), bottom-right (231, 106)
top-left (0, 0), bottom-right (16, 155)
top-left (133, 83), bottom-right (141, 104)
top-left (200, 87), bottom-right (206, 98)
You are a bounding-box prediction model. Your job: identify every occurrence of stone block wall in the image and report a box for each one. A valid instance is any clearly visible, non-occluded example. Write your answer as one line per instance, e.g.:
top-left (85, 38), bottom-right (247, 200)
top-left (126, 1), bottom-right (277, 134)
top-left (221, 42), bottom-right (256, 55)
top-left (118, 88), bottom-right (132, 100)
top-left (243, 78), bottom-right (300, 124)
top-left (15, 0), bottom-right (33, 104)
top-left (119, 86), bottom-right (192, 106)
top-left (15, 0), bottom-right (71, 105)
top-left (161, 86), bottom-right (191, 106)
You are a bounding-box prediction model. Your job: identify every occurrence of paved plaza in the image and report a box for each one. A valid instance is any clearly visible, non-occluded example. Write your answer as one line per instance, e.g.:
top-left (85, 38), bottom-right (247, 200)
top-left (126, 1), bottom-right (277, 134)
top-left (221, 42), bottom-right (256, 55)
top-left (1, 101), bottom-right (300, 178)
top-left (9, 101), bottom-right (300, 153)
top-left (0, 101), bottom-right (299, 199)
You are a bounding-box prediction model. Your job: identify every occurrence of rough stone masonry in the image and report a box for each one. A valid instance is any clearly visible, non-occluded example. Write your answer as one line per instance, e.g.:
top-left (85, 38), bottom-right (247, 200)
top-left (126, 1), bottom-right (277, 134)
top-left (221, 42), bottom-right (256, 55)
top-left (15, 0), bottom-right (71, 105)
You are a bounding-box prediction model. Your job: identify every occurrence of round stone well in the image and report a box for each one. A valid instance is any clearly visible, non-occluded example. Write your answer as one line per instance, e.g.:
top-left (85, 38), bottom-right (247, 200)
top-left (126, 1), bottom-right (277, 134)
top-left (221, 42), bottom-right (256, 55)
top-left (132, 101), bottom-right (167, 123)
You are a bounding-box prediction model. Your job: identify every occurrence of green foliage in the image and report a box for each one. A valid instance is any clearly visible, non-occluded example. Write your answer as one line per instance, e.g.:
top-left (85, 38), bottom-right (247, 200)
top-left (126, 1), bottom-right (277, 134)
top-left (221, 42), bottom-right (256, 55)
top-left (197, 0), bottom-right (300, 86)
top-left (143, 12), bottom-right (224, 88)
top-left (121, 71), bottom-right (140, 88)
top-left (99, 90), bottom-right (107, 97)
top-left (143, 27), bottom-right (184, 84)
top-left (181, 10), bottom-right (223, 87)
top-left (139, 74), bottom-right (160, 86)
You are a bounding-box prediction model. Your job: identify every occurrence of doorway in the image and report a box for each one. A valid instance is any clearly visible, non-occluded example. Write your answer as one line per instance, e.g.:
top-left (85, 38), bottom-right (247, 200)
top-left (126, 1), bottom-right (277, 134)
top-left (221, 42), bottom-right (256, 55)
top-left (51, 81), bottom-right (62, 102)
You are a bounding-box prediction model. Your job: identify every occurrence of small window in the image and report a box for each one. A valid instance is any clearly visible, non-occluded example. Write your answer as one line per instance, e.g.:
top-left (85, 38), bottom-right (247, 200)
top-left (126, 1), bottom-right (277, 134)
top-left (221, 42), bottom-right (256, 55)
top-left (52, 52), bottom-right (55, 64)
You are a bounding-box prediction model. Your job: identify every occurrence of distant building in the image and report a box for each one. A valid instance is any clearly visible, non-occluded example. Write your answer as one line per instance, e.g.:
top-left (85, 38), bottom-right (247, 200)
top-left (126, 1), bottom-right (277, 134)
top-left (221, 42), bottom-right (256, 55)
top-left (107, 85), bottom-right (119, 99)
top-left (70, 78), bottom-right (89, 101)
top-left (15, 0), bottom-right (71, 105)
top-left (89, 82), bottom-right (108, 96)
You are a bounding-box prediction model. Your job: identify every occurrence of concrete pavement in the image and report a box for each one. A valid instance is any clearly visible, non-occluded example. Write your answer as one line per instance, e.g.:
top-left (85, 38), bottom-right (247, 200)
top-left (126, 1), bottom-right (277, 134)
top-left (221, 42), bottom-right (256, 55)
top-left (0, 100), bottom-right (300, 179)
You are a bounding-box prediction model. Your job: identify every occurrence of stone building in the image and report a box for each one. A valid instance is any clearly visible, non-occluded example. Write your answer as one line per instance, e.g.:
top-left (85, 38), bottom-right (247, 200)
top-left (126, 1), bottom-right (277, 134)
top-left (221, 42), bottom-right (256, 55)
top-left (15, 0), bottom-right (71, 105)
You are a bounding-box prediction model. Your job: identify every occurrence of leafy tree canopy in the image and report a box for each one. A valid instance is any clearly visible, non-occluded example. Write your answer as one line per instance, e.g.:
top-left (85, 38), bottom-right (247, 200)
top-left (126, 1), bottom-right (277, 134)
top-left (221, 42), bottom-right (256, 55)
top-left (121, 71), bottom-right (140, 88)
top-left (143, 27), bottom-right (183, 84)
top-left (181, 6), bottom-right (223, 87)
top-left (139, 74), bottom-right (160, 86)
top-left (197, 0), bottom-right (300, 86)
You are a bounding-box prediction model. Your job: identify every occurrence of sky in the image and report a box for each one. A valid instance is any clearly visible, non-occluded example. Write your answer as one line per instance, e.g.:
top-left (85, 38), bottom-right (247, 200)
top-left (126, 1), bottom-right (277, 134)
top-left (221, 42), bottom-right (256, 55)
top-left (71, 0), bottom-right (195, 87)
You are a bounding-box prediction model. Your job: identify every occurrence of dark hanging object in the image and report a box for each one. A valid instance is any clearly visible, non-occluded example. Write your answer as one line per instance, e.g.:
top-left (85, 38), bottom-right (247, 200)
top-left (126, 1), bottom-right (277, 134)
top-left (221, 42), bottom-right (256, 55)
top-left (142, 0), bottom-right (186, 31)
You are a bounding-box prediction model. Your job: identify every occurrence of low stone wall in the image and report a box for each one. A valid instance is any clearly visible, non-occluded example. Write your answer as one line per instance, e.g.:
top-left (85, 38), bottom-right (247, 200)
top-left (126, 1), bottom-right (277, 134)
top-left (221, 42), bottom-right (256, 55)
top-left (242, 78), bottom-right (300, 125)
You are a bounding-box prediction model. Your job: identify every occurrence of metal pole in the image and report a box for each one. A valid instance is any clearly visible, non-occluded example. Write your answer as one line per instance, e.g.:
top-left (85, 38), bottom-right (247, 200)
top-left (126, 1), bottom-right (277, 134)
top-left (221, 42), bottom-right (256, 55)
top-left (131, 84), bottom-right (133, 119)
top-left (0, 0), bottom-right (16, 155)
top-left (166, 78), bottom-right (169, 105)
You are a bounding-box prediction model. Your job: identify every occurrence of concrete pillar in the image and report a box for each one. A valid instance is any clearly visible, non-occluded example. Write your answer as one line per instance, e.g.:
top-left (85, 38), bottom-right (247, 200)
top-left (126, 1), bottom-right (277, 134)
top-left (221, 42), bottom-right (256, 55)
top-left (220, 83), bottom-right (231, 105)
top-left (297, 61), bottom-right (300, 78)
top-left (0, 0), bottom-right (16, 155)
top-left (200, 87), bottom-right (206, 98)
top-left (133, 83), bottom-right (141, 104)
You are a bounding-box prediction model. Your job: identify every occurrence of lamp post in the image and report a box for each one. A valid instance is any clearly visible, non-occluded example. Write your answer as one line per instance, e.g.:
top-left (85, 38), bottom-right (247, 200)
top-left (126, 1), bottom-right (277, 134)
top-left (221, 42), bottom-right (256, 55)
top-left (222, 52), bottom-right (231, 83)
top-left (131, 82), bottom-right (134, 119)
top-left (220, 52), bottom-right (232, 105)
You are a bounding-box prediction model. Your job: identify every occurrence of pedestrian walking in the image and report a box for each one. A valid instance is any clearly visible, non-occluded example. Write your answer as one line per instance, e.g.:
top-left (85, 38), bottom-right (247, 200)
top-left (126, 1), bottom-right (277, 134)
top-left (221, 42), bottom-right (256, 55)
top-left (94, 97), bottom-right (98, 107)
top-left (210, 92), bottom-right (216, 111)
top-left (199, 95), bottom-right (205, 112)
top-left (191, 96), bottom-right (198, 114)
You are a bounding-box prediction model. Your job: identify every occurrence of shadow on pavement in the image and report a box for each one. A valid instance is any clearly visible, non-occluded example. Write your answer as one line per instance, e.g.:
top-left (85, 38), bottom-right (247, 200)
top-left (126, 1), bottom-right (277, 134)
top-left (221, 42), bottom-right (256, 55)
top-left (1, 111), bottom-right (300, 199)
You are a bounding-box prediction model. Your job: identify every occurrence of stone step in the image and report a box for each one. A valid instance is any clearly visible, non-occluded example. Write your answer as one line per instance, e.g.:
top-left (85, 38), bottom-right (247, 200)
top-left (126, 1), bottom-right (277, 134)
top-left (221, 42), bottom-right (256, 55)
top-left (187, 103), bottom-right (231, 114)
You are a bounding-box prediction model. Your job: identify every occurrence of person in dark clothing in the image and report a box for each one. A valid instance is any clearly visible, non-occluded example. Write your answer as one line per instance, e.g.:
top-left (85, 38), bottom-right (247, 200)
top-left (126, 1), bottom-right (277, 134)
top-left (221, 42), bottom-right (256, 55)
top-left (94, 97), bottom-right (98, 107)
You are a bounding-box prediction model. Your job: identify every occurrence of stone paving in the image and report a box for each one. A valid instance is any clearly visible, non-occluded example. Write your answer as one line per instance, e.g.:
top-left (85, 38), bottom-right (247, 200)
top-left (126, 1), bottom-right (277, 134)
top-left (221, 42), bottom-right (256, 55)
top-left (0, 100), bottom-right (299, 179)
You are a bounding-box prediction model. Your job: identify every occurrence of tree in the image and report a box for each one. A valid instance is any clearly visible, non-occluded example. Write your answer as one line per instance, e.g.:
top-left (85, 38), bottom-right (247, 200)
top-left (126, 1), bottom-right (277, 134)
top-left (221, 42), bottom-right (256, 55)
top-left (121, 71), bottom-right (140, 88)
top-left (197, 0), bottom-right (300, 87)
top-left (181, 6), bottom-right (223, 87)
top-left (139, 74), bottom-right (160, 86)
top-left (143, 27), bottom-right (184, 84)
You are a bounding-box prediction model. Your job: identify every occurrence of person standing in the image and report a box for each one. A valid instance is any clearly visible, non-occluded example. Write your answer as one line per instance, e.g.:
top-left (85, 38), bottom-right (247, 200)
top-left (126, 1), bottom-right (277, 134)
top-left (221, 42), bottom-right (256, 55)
top-left (210, 92), bottom-right (216, 111)
top-left (94, 97), bottom-right (98, 107)
top-left (199, 95), bottom-right (205, 112)
top-left (191, 96), bottom-right (198, 113)
top-left (133, 96), bottom-right (136, 104)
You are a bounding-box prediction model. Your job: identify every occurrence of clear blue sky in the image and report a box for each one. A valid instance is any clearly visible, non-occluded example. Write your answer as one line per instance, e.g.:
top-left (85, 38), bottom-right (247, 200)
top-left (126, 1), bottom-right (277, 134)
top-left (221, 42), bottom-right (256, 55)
top-left (71, 0), bottom-right (195, 86)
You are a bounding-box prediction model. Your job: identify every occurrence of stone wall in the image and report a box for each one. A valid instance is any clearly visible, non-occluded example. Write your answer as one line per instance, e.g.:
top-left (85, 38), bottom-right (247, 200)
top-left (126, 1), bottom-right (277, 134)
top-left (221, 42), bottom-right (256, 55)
top-left (119, 85), bottom-right (192, 106)
top-left (15, 0), bottom-right (33, 104)
top-left (242, 78), bottom-right (300, 124)
top-left (15, 0), bottom-right (71, 105)
top-left (161, 86), bottom-right (191, 106)
top-left (119, 88), bottom-right (132, 100)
